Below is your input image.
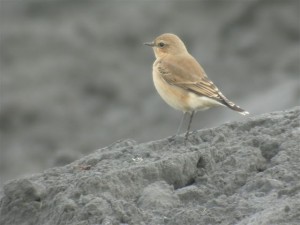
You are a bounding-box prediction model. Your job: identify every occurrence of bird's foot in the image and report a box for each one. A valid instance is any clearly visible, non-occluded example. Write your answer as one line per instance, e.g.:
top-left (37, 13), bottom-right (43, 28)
top-left (167, 135), bottom-right (178, 145)
top-left (167, 134), bottom-right (187, 146)
top-left (184, 131), bottom-right (191, 146)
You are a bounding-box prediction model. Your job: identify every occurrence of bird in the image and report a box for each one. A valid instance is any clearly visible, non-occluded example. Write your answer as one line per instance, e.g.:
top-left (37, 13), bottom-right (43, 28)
top-left (144, 33), bottom-right (249, 144)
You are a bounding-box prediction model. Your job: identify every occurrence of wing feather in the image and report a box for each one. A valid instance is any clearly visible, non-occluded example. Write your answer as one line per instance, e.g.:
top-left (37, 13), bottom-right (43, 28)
top-left (157, 57), bottom-right (225, 103)
top-left (154, 54), bottom-right (249, 115)
top-left (156, 56), bottom-right (248, 114)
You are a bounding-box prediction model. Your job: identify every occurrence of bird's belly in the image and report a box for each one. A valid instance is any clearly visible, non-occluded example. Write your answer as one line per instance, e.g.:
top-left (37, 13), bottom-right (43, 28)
top-left (187, 93), bottom-right (223, 111)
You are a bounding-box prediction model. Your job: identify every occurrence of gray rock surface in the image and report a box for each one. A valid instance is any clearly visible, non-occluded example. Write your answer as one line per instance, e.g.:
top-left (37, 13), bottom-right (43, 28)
top-left (1, 107), bottom-right (299, 225)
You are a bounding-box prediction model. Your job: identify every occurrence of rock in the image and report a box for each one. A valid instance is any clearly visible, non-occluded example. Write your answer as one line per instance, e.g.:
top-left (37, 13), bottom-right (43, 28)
top-left (0, 107), bottom-right (299, 225)
top-left (137, 181), bottom-right (180, 209)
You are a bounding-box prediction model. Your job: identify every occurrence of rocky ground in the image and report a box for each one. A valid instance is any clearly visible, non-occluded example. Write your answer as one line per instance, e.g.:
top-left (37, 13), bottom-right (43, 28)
top-left (1, 107), bottom-right (299, 225)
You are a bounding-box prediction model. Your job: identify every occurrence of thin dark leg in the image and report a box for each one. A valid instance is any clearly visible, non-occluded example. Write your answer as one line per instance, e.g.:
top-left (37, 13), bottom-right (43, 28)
top-left (184, 111), bottom-right (195, 144)
top-left (176, 112), bottom-right (186, 135)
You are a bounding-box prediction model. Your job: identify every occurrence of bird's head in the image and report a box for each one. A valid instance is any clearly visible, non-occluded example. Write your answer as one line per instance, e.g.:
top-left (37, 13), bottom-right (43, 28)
top-left (144, 33), bottom-right (188, 58)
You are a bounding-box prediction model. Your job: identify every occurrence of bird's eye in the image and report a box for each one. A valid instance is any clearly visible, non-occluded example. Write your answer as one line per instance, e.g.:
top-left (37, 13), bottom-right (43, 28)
top-left (158, 42), bottom-right (165, 48)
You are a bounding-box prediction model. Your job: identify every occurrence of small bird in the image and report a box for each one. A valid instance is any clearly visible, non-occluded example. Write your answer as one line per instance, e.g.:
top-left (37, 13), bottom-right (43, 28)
top-left (144, 33), bottom-right (249, 143)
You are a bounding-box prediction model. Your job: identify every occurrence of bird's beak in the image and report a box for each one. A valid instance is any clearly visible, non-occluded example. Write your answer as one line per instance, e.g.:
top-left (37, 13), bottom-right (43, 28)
top-left (144, 41), bottom-right (155, 47)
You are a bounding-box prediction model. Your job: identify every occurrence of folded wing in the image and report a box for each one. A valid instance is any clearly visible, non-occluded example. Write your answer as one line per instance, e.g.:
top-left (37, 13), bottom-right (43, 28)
top-left (157, 57), bottom-right (249, 115)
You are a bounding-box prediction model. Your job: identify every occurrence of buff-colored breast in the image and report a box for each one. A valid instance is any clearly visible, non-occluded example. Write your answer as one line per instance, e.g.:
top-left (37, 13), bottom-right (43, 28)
top-left (153, 68), bottom-right (191, 112)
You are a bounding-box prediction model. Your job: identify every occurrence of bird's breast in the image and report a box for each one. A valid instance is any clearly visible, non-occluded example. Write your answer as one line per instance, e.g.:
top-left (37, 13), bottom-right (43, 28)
top-left (152, 67), bottom-right (191, 112)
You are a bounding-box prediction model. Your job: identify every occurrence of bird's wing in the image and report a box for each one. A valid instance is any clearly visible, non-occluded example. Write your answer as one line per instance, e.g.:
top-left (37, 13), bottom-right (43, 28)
top-left (157, 56), bottom-right (249, 114)
top-left (157, 57), bottom-right (225, 104)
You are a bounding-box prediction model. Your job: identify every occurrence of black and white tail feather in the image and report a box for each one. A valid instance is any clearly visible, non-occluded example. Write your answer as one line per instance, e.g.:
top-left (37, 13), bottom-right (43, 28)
top-left (218, 92), bottom-right (249, 115)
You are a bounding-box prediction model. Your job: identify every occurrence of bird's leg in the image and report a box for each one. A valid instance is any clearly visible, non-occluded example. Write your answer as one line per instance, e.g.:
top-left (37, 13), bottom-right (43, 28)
top-left (168, 112), bottom-right (186, 144)
top-left (176, 112), bottom-right (186, 135)
top-left (184, 111), bottom-right (195, 144)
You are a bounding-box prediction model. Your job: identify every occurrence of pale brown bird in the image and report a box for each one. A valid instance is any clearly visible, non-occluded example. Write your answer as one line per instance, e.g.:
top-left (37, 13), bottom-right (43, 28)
top-left (144, 33), bottom-right (249, 143)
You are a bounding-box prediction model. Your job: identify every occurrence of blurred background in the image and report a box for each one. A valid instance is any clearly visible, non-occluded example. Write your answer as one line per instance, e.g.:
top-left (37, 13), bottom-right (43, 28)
top-left (0, 0), bottom-right (299, 186)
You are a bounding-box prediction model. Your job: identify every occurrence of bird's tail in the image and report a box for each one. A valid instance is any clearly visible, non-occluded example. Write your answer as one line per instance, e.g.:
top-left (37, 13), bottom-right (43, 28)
top-left (218, 92), bottom-right (249, 115)
top-left (226, 102), bottom-right (249, 115)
